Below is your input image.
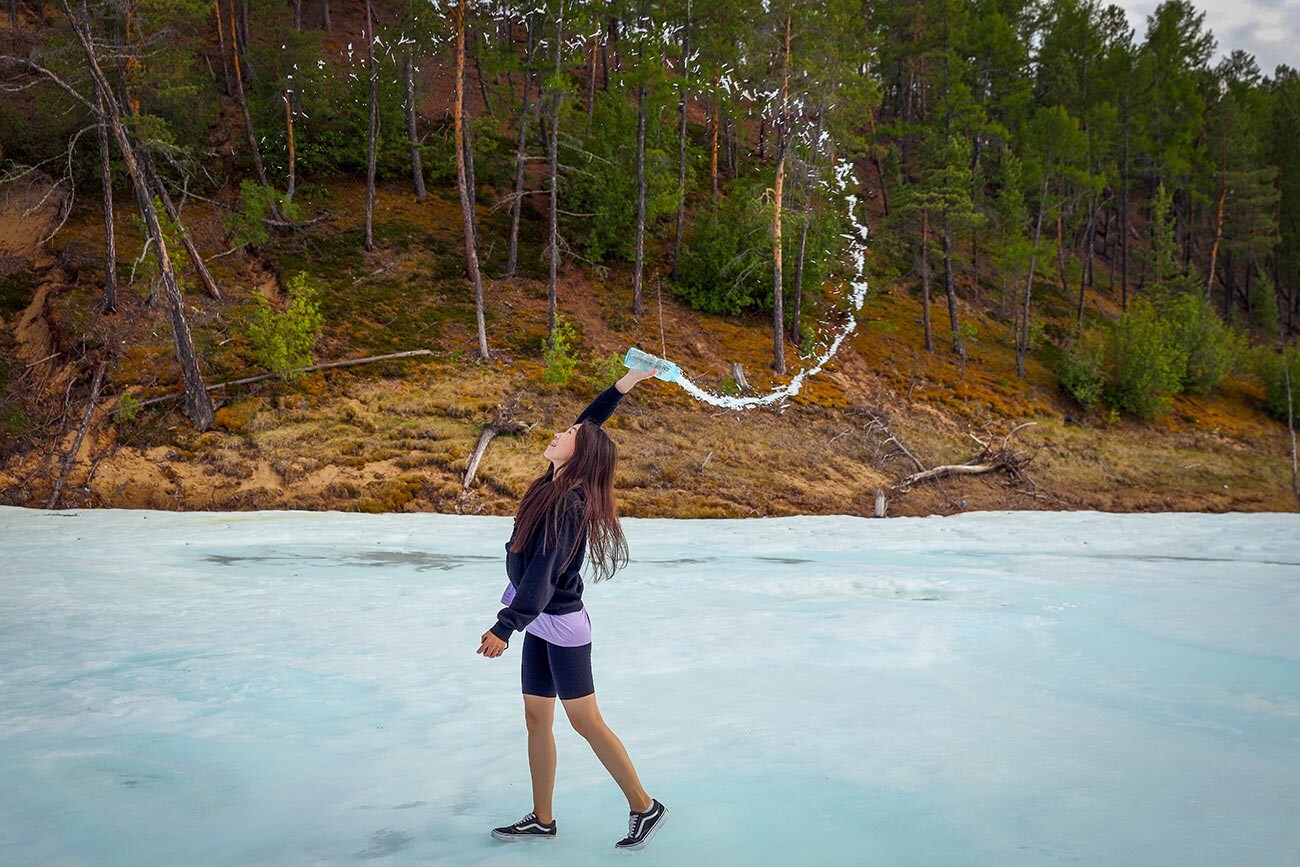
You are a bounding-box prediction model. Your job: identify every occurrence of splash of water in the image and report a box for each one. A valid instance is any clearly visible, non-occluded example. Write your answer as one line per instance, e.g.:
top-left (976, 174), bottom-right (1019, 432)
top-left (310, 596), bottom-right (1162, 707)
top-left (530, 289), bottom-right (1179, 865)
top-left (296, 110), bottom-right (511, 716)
top-left (668, 159), bottom-right (870, 411)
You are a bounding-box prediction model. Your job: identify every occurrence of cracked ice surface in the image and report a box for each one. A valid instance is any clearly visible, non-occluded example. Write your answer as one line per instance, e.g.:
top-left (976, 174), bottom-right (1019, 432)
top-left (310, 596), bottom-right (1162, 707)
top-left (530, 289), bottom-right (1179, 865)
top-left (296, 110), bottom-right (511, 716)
top-left (1, 506), bottom-right (1298, 866)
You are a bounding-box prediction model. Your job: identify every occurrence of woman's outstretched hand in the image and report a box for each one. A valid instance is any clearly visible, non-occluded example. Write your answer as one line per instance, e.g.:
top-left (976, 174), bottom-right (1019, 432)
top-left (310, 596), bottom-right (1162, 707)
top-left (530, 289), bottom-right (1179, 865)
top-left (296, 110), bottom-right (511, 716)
top-left (478, 630), bottom-right (508, 658)
top-left (616, 368), bottom-right (658, 393)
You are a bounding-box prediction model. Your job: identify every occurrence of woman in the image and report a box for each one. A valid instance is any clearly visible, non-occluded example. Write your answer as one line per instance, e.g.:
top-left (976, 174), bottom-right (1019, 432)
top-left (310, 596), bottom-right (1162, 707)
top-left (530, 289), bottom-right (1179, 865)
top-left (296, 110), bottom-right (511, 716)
top-left (476, 369), bottom-right (670, 851)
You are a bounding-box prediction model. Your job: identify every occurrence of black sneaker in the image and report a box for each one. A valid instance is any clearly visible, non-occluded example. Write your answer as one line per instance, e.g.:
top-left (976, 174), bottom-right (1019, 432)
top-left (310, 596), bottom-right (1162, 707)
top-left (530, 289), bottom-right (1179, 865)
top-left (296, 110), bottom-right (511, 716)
top-left (615, 798), bottom-right (669, 851)
top-left (491, 812), bottom-right (557, 842)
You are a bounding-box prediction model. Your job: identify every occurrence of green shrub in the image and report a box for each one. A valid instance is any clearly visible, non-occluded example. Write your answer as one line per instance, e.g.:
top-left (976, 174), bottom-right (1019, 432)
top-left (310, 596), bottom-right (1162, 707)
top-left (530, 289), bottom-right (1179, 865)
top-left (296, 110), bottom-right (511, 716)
top-left (247, 272), bottom-right (324, 382)
top-left (582, 350), bottom-right (625, 391)
top-left (673, 193), bottom-right (770, 315)
top-left (1161, 291), bottom-right (1239, 395)
top-left (543, 314), bottom-right (580, 387)
top-left (561, 93), bottom-right (680, 262)
top-left (226, 181), bottom-right (301, 249)
top-left (1257, 346), bottom-right (1300, 423)
top-left (1106, 299), bottom-right (1184, 418)
top-left (113, 392), bottom-right (141, 424)
top-left (1056, 337), bottom-right (1106, 411)
top-left (1249, 273), bottom-right (1282, 341)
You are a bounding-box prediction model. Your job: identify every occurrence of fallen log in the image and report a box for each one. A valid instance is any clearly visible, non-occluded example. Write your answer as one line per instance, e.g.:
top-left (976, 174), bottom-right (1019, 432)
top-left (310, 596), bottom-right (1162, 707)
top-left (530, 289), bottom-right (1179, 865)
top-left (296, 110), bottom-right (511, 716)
top-left (898, 462), bottom-right (1001, 486)
top-left (893, 422), bottom-right (1039, 491)
top-left (136, 349), bottom-right (434, 409)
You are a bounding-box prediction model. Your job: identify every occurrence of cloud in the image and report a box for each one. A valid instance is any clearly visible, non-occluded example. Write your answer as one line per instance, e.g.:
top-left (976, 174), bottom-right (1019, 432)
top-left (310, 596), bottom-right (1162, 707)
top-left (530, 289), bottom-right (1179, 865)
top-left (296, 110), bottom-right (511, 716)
top-left (1113, 0), bottom-right (1297, 76)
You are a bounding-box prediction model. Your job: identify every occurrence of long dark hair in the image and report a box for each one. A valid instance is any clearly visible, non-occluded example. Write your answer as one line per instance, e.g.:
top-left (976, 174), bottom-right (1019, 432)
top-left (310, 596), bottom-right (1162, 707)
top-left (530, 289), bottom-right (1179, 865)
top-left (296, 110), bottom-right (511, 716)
top-left (508, 420), bottom-right (629, 583)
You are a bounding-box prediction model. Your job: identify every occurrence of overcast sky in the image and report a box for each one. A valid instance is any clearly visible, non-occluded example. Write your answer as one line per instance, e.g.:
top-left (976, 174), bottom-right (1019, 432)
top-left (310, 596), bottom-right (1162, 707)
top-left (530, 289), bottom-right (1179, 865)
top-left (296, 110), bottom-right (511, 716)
top-left (1116, 0), bottom-right (1299, 76)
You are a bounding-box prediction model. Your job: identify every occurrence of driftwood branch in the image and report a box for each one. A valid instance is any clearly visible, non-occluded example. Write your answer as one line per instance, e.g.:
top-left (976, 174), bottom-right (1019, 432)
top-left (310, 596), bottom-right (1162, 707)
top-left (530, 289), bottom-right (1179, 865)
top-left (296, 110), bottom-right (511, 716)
top-left (895, 422), bottom-right (1039, 490)
top-left (898, 462), bottom-right (1002, 486)
top-left (462, 393), bottom-right (535, 491)
top-left (135, 349), bottom-right (434, 409)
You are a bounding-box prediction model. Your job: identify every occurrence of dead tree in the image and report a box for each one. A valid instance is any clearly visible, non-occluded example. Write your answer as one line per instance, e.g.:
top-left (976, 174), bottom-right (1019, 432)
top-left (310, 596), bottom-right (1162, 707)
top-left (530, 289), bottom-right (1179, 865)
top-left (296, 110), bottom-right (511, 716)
top-left (46, 363), bottom-right (106, 509)
top-left (462, 394), bottom-right (534, 492)
top-left (63, 0), bottom-right (215, 430)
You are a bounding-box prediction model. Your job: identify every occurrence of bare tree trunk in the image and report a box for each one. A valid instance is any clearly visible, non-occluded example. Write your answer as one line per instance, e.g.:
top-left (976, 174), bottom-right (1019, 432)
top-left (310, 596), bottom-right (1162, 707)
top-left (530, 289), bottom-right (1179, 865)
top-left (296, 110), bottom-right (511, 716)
top-left (670, 0), bottom-right (690, 281)
top-left (212, 0), bottom-right (231, 95)
top-left (96, 88), bottom-right (117, 314)
top-left (140, 152), bottom-right (223, 300)
top-left (227, 0), bottom-right (269, 190)
top-left (405, 53), bottom-right (426, 199)
top-left (283, 83), bottom-right (296, 201)
top-left (1284, 339), bottom-right (1298, 504)
top-left (632, 82), bottom-right (646, 316)
top-left (546, 3), bottom-right (563, 345)
top-left (46, 364), bottom-right (105, 510)
top-left (65, 2), bottom-right (213, 430)
top-left (586, 29), bottom-right (596, 133)
top-left (710, 92), bottom-right (719, 209)
top-left (1080, 195), bottom-right (1097, 327)
top-left (293, 0), bottom-right (301, 31)
top-left (1207, 170), bottom-right (1227, 300)
top-left (920, 214), bottom-right (933, 353)
top-left (506, 15), bottom-right (535, 278)
top-left (238, 0), bottom-right (250, 55)
top-left (791, 110), bottom-right (823, 348)
top-left (792, 217), bottom-right (808, 348)
top-left (471, 46), bottom-right (492, 116)
top-left (454, 0), bottom-right (489, 360)
top-left (364, 0), bottom-right (377, 252)
top-left (941, 216), bottom-right (965, 361)
top-left (1017, 189), bottom-right (1047, 378)
top-left (601, 17), bottom-right (609, 89)
top-left (321, 0), bottom-right (330, 31)
top-left (725, 113), bottom-right (737, 178)
top-left (1055, 210), bottom-right (1069, 302)
top-left (1120, 120), bottom-right (1129, 310)
top-left (463, 104), bottom-right (480, 251)
top-left (771, 14), bottom-right (790, 376)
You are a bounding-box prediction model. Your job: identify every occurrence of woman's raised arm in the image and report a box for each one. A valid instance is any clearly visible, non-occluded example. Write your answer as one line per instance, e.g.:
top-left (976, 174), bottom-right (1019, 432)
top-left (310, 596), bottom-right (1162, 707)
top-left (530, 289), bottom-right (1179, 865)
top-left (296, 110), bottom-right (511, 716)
top-left (574, 369), bottom-right (656, 428)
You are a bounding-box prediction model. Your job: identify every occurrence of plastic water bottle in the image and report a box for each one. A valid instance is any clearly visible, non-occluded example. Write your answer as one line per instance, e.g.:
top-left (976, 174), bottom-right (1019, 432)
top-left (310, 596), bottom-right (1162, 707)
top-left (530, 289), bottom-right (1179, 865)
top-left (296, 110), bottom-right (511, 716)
top-left (623, 347), bottom-right (681, 382)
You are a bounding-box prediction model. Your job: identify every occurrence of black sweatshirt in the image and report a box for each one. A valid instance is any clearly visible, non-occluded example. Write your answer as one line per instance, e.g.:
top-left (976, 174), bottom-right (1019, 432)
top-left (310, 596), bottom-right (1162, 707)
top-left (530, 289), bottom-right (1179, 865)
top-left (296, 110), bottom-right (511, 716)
top-left (489, 383), bottom-right (626, 643)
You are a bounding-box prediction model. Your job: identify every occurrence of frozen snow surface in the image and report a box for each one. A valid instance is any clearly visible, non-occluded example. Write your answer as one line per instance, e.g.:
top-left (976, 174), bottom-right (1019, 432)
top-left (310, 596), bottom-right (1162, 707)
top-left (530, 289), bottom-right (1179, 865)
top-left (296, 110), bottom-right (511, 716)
top-left (2, 506), bottom-right (1298, 867)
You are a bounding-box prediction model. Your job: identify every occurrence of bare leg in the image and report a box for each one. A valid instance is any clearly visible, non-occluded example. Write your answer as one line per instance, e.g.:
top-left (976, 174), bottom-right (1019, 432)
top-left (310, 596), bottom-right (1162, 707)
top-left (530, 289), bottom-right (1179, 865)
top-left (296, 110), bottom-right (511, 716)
top-left (562, 693), bottom-right (652, 813)
top-left (524, 694), bottom-right (557, 824)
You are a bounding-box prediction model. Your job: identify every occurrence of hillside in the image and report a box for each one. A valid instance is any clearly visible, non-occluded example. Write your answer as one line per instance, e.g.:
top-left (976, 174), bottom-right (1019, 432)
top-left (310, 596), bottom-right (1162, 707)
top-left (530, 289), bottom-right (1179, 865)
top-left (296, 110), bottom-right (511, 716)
top-left (1, 170), bottom-right (1295, 518)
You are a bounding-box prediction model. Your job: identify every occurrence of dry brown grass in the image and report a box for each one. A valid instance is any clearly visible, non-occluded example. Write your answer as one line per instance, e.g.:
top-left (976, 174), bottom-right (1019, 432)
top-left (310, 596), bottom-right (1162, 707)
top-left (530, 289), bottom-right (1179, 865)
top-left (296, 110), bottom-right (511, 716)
top-left (3, 177), bottom-right (1296, 517)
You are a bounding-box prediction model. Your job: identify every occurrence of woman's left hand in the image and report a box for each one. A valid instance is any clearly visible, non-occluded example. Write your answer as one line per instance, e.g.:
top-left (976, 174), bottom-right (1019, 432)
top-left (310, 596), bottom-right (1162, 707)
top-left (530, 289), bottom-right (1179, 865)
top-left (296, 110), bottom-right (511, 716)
top-left (478, 631), bottom-right (508, 658)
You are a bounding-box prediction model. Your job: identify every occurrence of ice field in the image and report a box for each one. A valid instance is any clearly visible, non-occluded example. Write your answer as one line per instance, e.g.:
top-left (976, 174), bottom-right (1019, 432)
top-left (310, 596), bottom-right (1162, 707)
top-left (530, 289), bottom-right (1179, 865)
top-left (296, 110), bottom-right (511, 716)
top-left (1, 505), bottom-right (1298, 866)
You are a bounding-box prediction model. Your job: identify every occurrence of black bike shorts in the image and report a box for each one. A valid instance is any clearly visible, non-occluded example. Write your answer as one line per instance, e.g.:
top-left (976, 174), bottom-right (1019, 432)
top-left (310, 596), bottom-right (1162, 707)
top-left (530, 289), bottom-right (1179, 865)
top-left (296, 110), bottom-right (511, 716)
top-left (521, 631), bottom-right (594, 700)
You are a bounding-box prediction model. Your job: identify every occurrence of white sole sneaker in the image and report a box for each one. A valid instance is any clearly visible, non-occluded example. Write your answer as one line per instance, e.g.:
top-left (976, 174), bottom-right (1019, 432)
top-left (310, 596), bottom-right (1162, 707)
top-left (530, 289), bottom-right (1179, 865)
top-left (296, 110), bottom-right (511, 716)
top-left (616, 806), bottom-right (670, 851)
top-left (491, 829), bottom-right (556, 842)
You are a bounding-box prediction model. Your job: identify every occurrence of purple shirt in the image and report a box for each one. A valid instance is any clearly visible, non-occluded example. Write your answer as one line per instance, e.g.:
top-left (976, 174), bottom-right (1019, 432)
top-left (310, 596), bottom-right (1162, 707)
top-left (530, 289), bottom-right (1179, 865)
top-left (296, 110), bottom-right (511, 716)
top-left (501, 581), bottom-right (592, 647)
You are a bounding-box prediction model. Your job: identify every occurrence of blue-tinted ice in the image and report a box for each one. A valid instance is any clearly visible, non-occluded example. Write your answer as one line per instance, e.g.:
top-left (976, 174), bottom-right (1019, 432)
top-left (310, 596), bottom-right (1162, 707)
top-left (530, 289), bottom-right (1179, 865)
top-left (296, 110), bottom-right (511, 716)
top-left (2, 506), bottom-right (1298, 866)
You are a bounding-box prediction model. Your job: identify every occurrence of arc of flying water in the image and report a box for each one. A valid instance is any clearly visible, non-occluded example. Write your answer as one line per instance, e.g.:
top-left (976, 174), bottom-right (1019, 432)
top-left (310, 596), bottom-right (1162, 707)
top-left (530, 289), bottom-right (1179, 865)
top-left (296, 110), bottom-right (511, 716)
top-left (363, 3), bottom-right (869, 413)
top-left (672, 158), bottom-right (869, 412)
